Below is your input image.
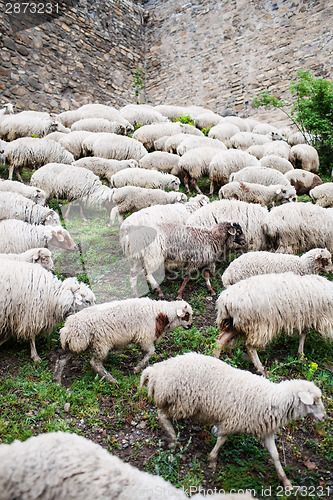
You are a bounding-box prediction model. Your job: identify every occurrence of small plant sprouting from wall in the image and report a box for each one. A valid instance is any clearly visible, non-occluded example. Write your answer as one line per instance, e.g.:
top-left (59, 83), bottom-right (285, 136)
top-left (132, 67), bottom-right (145, 103)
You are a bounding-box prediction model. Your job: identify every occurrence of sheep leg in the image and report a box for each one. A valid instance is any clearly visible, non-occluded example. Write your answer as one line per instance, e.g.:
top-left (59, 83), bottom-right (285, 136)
top-left (203, 269), bottom-right (216, 296)
top-left (176, 275), bottom-right (190, 300)
top-left (16, 170), bottom-right (24, 183)
top-left (213, 326), bottom-right (237, 358)
top-left (146, 273), bottom-right (164, 299)
top-left (209, 179), bottom-right (215, 196)
top-left (246, 344), bottom-right (268, 377)
top-left (79, 203), bottom-right (87, 222)
top-left (157, 408), bottom-right (177, 448)
top-left (133, 345), bottom-right (155, 374)
top-left (191, 178), bottom-right (203, 195)
top-left (297, 332), bottom-right (307, 358)
top-left (53, 349), bottom-right (73, 385)
top-left (183, 173), bottom-right (191, 193)
top-left (90, 356), bottom-right (118, 384)
top-left (109, 207), bottom-right (123, 226)
top-left (30, 338), bottom-right (42, 363)
top-left (263, 435), bottom-right (293, 489)
top-left (64, 202), bottom-right (72, 222)
top-left (8, 165), bottom-right (14, 181)
top-left (208, 427), bottom-right (228, 470)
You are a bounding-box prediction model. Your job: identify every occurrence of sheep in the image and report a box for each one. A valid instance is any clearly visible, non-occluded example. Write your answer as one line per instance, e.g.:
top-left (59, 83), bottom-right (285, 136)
top-left (153, 104), bottom-right (188, 121)
top-left (0, 219), bottom-right (76, 253)
top-left (252, 123), bottom-right (281, 135)
top-left (178, 147), bottom-right (224, 194)
top-left (264, 202), bottom-right (333, 253)
top-left (138, 151), bottom-right (181, 176)
top-left (289, 144), bottom-right (320, 172)
top-left (194, 111), bottom-right (223, 130)
top-left (0, 102), bottom-right (14, 116)
top-left (59, 130), bottom-right (94, 159)
top-left (219, 181), bottom-right (297, 208)
top-left (119, 104), bottom-right (168, 126)
top-left (125, 222), bottom-right (245, 299)
top-left (133, 122), bottom-right (203, 151)
top-left (0, 260), bottom-right (95, 361)
top-left (259, 155), bottom-right (294, 174)
top-left (81, 133), bottom-right (148, 161)
top-left (110, 187), bottom-right (187, 225)
top-left (230, 132), bottom-right (271, 150)
top-left (75, 157), bottom-right (138, 183)
top-left (215, 272), bottom-right (333, 376)
top-left (3, 137), bottom-right (75, 181)
top-left (248, 140), bottom-right (291, 160)
top-left (230, 166), bottom-right (291, 187)
top-left (56, 103), bottom-right (132, 132)
top-left (141, 352), bottom-right (326, 488)
top-left (0, 191), bottom-right (61, 225)
top-left (0, 111), bottom-right (62, 141)
top-left (110, 167), bottom-right (180, 191)
top-left (186, 199), bottom-right (268, 252)
top-left (45, 131), bottom-right (68, 142)
top-left (54, 298), bottom-right (193, 385)
top-left (310, 182), bottom-right (333, 207)
top-left (0, 247), bottom-right (54, 270)
top-left (71, 118), bottom-right (125, 134)
top-left (31, 163), bottom-right (114, 222)
top-left (284, 169), bottom-right (323, 195)
top-left (0, 179), bottom-right (46, 204)
top-left (222, 116), bottom-right (251, 132)
top-left (0, 432), bottom-right (253, 500)
top-left (208, 150), bottom-right (260, 194)
top-left (163, 133), bottom-right (196, 154)
top-left (208, 123), bottom-right (241, 148)
top-left (287, 131), bottom-right (313, 146)
top-left (176, 136), bottom-right (227, 156)
top-left (222, 248), bottom-right (333, 287)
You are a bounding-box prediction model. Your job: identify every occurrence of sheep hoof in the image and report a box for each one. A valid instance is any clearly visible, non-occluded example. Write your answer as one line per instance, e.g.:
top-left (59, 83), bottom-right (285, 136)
top-left (32, 355), bottom-right (42, 363)
top-left (212, 348), bottom-right (221, 358)
top-left (208, 458), bottom-right (217, 471)
top-left (133, 366), bottom-right (141, 374)
top-left (176, 294), bottom-right (183, 301)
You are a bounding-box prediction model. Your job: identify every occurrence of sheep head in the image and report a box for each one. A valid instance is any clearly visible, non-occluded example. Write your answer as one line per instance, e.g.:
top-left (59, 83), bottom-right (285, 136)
top-left (49, 228), bottom-right (77, 251)
top-left (32, 248), bottom-right (54, 271)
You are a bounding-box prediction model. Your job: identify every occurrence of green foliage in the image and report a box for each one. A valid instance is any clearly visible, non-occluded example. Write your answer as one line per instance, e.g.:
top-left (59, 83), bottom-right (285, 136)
top-left (132, 67), bottom-right (145, 98)
top-left (173, 114), bottom-right (194, 126)
top-left (201, 127), bottom-right (211, 136)
top-left (253, 69), bottom-right (333, 175)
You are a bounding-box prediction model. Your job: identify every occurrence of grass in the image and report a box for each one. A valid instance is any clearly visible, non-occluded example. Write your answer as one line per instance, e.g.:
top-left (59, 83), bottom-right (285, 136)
top-left (1, 169), bottom-right (333, 499)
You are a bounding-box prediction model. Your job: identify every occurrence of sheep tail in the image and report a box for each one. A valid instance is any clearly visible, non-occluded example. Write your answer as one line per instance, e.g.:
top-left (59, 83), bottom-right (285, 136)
top-left (59, 325), bottom-right (90, 353)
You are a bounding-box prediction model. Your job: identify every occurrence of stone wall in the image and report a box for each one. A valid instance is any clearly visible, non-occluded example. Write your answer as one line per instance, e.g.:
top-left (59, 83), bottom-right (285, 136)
top-left (0, 0), bottom-right (144, 112)
top-left (144, 0), bottom-right (333, 115)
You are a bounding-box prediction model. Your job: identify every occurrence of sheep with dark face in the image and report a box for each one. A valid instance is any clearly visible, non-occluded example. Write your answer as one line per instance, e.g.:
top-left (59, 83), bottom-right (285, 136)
top-left (284, 169), bottom-right (323, 195)
top-left (54, 298), bottom-right (193, 385)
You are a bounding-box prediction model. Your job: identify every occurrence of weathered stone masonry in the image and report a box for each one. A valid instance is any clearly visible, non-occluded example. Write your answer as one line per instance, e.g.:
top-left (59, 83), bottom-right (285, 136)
top-left (0, 0), bottom-right (332, 114)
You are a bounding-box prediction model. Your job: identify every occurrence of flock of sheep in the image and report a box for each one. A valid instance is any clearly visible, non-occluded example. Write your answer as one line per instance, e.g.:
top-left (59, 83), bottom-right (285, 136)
top-left (0, 101), bottom-right (332, 498)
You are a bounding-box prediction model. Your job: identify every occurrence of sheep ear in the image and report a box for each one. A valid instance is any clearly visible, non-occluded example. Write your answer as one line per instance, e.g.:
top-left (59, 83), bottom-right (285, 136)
top-left (275, 187), bottom-right (282, 194)
top-left (75, 293), bottom-right (83, 305)
top-left (228, 226), bottom-right (236, 236)
top-left (32, 252), bottom-right (39, 262)
top-left (298, 392), bottom-right (314, 405)
top-left (314, 254), bottom-right (322, 261)
top-left (177, 308), bottom-right (186, 317)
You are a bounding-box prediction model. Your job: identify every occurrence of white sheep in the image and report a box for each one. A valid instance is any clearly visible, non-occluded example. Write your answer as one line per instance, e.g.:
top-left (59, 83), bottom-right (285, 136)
top-left (219, 181), bottom-right (297, 208)
top-left (208, 150), bottom-right (260, 194)
top-left (54, 298), bottom-right (193, 385)
top-left (208, 123), bottom-right (241, 148)
top-left (0, 260), bottom-right (95, 361)
top-left (71, 118), bottom-right (125, 134)
top-left (230, 132), bottom-right (271, 150)
top-left (75, 157), bottom-right (138, 183)
top-left (56, 103), bottom-right (132, 132)
top-left (0, 111), bottom-right (62, 141)
top-left (0, 191), bottom-right (60, 225)
top-left (153, 104), bottom-right (188, 121)
top-left (110, 167), bottom-right (180, 191)
top-left (82, 132), bottom-right (148, 161)
top-left (141, 352), bottom-right (326, 488)
top-left (309, 182), bottom-right (333, 207)
top-left (258, 155), bottom-right (294, 174)
top-left (215, 272), bottom-right (333, 376)
top-left (284, 169), bottom-right (323, 195)
top-left (59, 130), bottom-right (95, 158)
top-left (110, 186), bottom-right (187, 225)
top-left (0, 247), bottom-right (54, 270)
top-left (264, 202), bottom-right (333, 253)
top-left (222, 248), bottom-right (333, 287)
top-left (44, 131), bottom-right (68, 142)
top-left (289, 144), bottom-right (320, 172)
top-left (222, 116), bottom-right (251, 132)
top-left (31, 163), bottom-right (114, 221)
top-left (138, 151), bottom-right (181, 176)
top-left (194, 111), bottom-right (223, 130)
top-left (176, 136), bottom-right (227, 156)
top-left (0, 179), bottom-right (46, 205)
top-left (230, 166), bottom-right (291, 187)
top-left (133, 122), bottom-right (203, 151)
top-left (247, 140), bottom-right (290, 160)
top-left (125, 222), bottom-right (245, 299)
top-left (178, 146), bottom-right (224, 193)
top-left (3, 137), bottom-right (75, 181)
top-left (0, 431), bottom-right (252, 500)
top-left (120, 104), bottom-right (168, 126)
top-left (0, 219), bottom-right (76, 253)
top-left (186, 199), bottom-right (268, 251)
top-left (0, 102), bottom-right (14, 116)
top-left (287, 131), bottom-right (313, 146)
